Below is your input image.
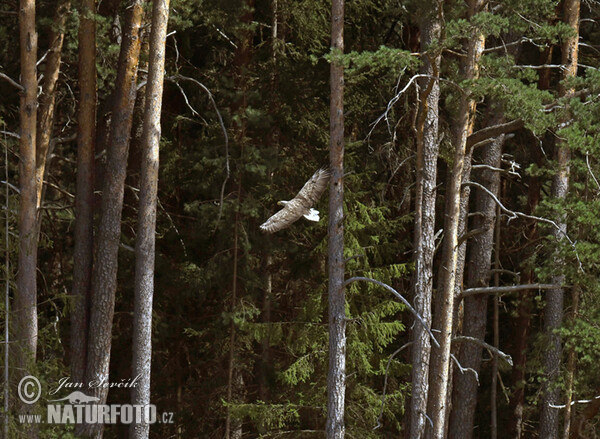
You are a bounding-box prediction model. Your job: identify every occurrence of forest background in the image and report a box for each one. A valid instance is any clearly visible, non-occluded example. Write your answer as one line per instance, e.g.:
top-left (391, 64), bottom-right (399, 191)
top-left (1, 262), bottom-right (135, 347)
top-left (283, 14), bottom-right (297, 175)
top-left (2, 0), bottom-right (600, 438)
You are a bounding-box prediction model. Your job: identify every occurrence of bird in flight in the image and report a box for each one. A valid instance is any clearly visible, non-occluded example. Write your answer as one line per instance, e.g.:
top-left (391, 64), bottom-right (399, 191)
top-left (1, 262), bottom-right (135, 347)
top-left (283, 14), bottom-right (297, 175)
top-left (260, 168), bottom-right (330, 233)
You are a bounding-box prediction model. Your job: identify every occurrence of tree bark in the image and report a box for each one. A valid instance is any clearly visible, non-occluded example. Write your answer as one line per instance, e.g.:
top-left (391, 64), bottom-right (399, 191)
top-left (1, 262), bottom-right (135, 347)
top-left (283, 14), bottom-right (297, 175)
top-left (35, 0), bottom-right (70, 210)
top-left (540, 1), bottom-right (579, 436)
top-left (326, 0), bottom-right (345, 437)
top-left (71, 0), bottom-right (96, 386)
top-left (82, 1), bottom-right (144, 435)
top-left (409, 1), bottom-right (441, 437)
top-left (15, 0), bottom-right (39, 385)
top-left (562, 286), bottom-right (579, 439)
top-left (448, 122), bottom-right (503, 439)
top-left (426, 1), bottom-right (485, 437)
top-left (130, 0), bottom-right (169, 437)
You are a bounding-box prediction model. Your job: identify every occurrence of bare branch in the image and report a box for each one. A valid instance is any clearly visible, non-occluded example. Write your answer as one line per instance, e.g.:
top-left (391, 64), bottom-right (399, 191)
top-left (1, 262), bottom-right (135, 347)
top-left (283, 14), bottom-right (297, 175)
top-left (451, 354), bottom-right (479, 384)
top-left (167, 75), bottom-right (230, 225)
top-left (461, 283), bottom-right (559, 298)
top-left (344, 276), bottom-right (440, 348)
top-left (549, 395), bottom-right (600, 409)
top-left (0, 130), bottom-right (20, 140)
top-left (374, 342), bottom-right (412, 430)
top-left (453, 335), bottom-right (513, 366)
top-left (0, 72), bottom-right (23, 91)
top-left (472, 163), bottom-right (521, 178)
top-left (586, 153), bottom-right (600, 192)
top-left (463, 180), bottom-right (584, 272)
top-left (1, 181), bottom-right (20, 194)
top-left (467, 119), bottom-right (524, 149)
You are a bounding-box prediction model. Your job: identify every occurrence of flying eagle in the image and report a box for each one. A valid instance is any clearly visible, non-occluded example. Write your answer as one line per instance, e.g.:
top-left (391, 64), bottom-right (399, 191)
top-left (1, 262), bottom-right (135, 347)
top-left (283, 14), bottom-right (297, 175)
top-left (260, 168), bottom-right (330, 233)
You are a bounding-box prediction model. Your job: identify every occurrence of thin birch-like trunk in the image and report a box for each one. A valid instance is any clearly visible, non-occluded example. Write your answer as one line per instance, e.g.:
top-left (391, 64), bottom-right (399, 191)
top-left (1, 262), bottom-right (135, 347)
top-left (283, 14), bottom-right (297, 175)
top-left (326, 0), bottom-right (345, 436)
top-left (130, 0), bottom-right (170, 437)
top-left (409, 2), bottom-right (441, 436)
top-left (426, 2), bottom-right (485, 437)
top-left (81, 2), bottom-right (144, 435)
top-left (15, 0), bottom-right (39, 389)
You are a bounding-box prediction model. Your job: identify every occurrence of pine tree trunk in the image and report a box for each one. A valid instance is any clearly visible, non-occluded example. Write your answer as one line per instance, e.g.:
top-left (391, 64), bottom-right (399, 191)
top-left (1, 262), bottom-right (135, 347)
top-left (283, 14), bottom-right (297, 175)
top-left (71, 0), bottom-right (96, 385)
top-left (81, 1), bottom-right (144, 435)
top-left (326, 0), bottom-right (345, 437)
top-left (224, 3), bottom-right (254, 438)
top-left (562, 286), bottom-right (579, 439)
top-left (130, 0), bottom-right (169, 437)
top-left (448, 120), bottom-right (503, 439)
top-left (409, 2), bottom-right (441, 436)
top-left (35, 0), bottom-right (70, 210)
top-left (539, 1), bottom-right (579, 436)
top-left (15, 0), bottom-right (38, 391)
top-left (426, 2), bottom-right (485, 437)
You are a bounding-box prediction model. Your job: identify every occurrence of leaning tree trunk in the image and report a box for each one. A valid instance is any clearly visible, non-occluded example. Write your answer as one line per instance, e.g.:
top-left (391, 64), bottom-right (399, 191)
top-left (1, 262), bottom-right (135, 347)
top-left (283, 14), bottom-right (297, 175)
top-left (15, 0), bottom-right (39, 388)
top-left (326, 0), bottom-right (345, 437)
top-left (81, 1), bottom-right (144, 436)
top-left (426, 2), bottom-right (485, 437)
top-left (35, 0), bottom-right (70, 211)
top-left (448, 118), bottom-right (503, 439)
top-left (539, 0), bottom-right (579, 437)
top-left (70, 0), bottom-right (97, 385)
top-left (130, 0), bottom-right (169, 437)
top-left (409, 1), bottom-right (441, 436)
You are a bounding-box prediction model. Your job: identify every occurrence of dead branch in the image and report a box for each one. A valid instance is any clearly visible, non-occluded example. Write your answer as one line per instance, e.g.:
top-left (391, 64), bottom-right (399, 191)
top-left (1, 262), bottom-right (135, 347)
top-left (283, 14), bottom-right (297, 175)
top-left (0, 72), bottom-right (23, 91)
top-left (167, 75), bottom-right (230, 225)
top-left (344, 276), bottom-right (440, 348)
top-left (463, 180), bottom-right (584, 272)
top-left (460, 283), bottom-right (559, 298)
top-left (451, 353), bottom-right (479, 384)
top-left (374, 342), bottom-right (412, 430)
top-left (453, 335), bottom-right (513, 366)
top-left (467, 119), bottom-right (524, 149)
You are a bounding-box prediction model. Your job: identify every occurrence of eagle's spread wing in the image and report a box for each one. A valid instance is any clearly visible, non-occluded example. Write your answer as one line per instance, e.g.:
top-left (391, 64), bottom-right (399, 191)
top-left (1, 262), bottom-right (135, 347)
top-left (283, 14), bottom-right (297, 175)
top-left (260, 169), bottom-right (330, 233)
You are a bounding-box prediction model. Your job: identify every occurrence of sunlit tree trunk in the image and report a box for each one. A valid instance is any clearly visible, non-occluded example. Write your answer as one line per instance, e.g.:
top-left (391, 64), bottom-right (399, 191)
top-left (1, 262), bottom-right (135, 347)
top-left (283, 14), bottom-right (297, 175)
top-left (448, 119), bottom-right (503, 438)
top-left (71, 0), bottom-right (97, 385)
top-left (539, 1), bottom-right (579, 436)
top-left (409, 2), bottom-right (442, 437)
top-left (130, 0), bottom-right (169, 437)
top-left (82, 1), bottom-right (144, 435)
top-left (15, 0), bottom-right (38, 393)
top-left (326, 0), bottom-right (345, 437)
top-left (35, 0), bottom-right (70, 211)
top-left (426, 1), bottom-right (485, 437)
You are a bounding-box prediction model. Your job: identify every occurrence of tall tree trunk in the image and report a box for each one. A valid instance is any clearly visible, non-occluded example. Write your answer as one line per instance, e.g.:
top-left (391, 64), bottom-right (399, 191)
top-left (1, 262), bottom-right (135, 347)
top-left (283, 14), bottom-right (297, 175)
top-left (409, 1), bottom-right (441, 436)
top-left (71, 0), bottom-right (97, 385)
top-left (326, 0), bottom-right (345, 437)
top-left (35, 0), bottom-right (70, 211)
top-left (508, 44), bottom-right (552, 438)
top-left (562, 286), bottom-right (579, 439)
top-left (15, 0), bottom-right (38, 388)
top-left (130, 0), bottom-right (169, 437)
top-left (225, 3), bottom-right (254, 437)
top-left (448, 121), bottom-right (503, 439)
top-left (426, 2), bottom-right (485, 437)
top-left (540, 1), bottom-right (579, 436)
top-left (258, 0), bottom-right (279, 403)
top-left (81, 1), bottom-right (144, 436)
